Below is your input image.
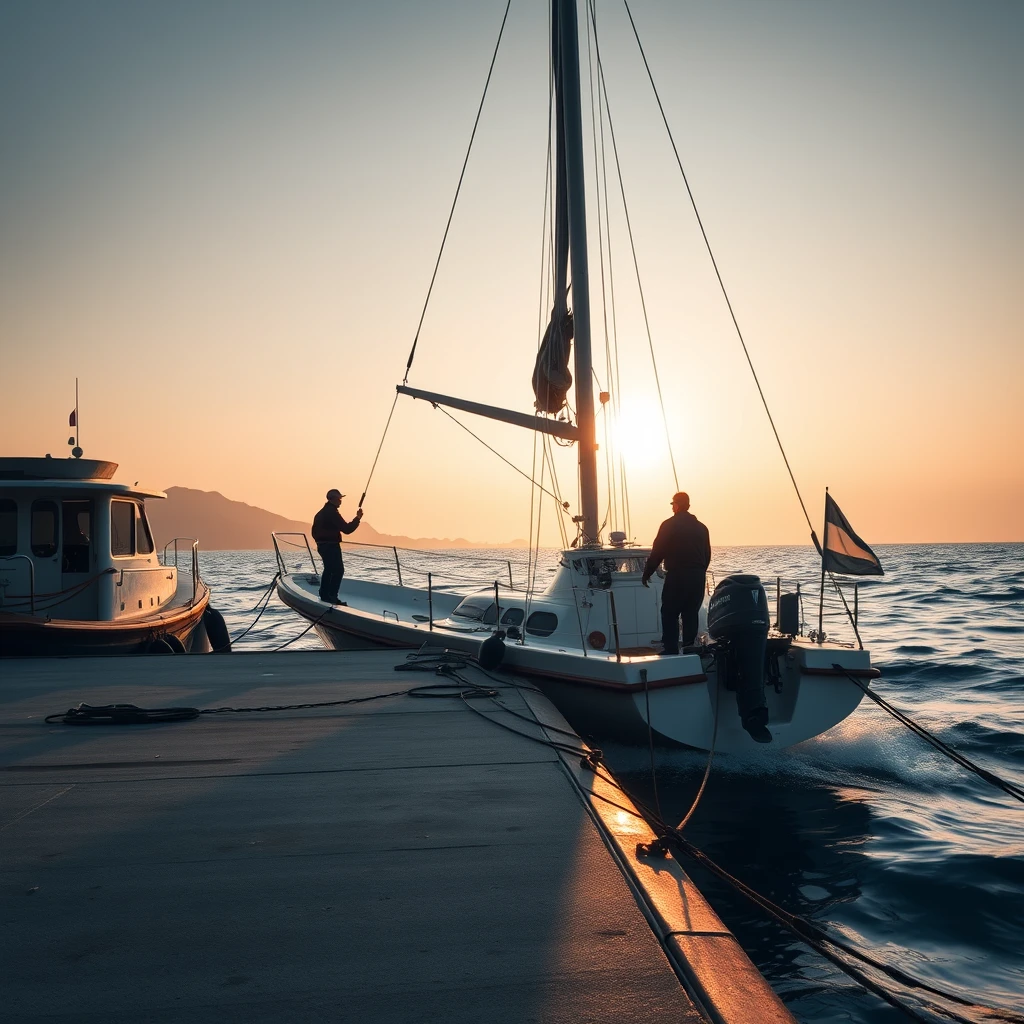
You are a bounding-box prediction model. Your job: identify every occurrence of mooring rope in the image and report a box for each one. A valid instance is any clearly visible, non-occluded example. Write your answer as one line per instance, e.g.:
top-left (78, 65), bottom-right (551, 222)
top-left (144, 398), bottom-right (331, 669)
top-left (839, 668), bottom-right (1024, 804)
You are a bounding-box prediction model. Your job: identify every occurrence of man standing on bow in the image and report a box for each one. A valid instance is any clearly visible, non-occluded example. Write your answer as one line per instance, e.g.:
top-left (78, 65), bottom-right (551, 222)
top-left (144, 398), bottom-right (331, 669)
top-left (312, 488), bottom-right (363, 604)
top-left (641, 492), bottom-right (711, 654)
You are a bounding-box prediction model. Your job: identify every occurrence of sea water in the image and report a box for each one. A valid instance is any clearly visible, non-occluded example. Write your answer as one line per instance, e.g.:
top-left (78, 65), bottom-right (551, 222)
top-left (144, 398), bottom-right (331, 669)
top-left (198, 542), bottom-right (1024, 1021)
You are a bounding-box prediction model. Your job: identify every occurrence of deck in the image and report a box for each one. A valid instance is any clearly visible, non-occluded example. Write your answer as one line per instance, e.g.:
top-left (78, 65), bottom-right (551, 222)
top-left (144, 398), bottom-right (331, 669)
top-left (1, 649), bottom-right (792, 1023)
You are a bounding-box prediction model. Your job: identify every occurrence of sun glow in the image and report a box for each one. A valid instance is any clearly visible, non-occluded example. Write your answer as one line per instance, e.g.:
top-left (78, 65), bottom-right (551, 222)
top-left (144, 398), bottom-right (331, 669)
top-left (608, 400), bottom-right (666, 472)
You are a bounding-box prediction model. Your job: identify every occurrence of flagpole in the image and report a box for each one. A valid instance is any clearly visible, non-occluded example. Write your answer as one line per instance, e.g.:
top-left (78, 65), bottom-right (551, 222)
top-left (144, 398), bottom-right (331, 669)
top-left (75, 377), bottom-right (79, 449)
top-left (817, 487), bottom-right (827, 643)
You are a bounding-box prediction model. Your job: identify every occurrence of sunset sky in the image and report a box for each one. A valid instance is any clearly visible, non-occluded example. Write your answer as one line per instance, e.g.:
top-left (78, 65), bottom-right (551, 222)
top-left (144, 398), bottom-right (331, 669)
top-left (2, 1), bottom-right (1021, 546)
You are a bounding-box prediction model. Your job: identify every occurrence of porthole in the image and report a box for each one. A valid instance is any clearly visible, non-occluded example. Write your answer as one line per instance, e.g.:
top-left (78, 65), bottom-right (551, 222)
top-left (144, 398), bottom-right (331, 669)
top-left (525, 610), bottom-right (558, 637)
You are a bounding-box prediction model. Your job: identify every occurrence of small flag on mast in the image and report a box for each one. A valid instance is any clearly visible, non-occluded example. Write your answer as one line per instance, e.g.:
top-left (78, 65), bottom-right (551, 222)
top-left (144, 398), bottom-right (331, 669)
top-left (69, 409), bottom-right (77, 427)
top-left (822, 493), bottom-right (883, 576)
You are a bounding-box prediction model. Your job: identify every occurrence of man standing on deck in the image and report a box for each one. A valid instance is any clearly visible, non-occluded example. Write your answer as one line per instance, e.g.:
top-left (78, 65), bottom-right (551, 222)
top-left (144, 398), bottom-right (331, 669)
top-left (641, 492), bottom-right (711, 654)
top-left (312, 489), bottom-right (363, 604)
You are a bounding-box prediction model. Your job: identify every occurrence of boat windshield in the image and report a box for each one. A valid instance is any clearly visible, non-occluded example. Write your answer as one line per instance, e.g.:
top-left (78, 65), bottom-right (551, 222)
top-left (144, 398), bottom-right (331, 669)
top-left (451, 596), bottom-right (497, 624)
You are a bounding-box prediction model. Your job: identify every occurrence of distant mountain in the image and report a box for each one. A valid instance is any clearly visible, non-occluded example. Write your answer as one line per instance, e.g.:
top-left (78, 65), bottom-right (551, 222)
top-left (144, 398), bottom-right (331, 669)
top-left (146, 487), bottom-right (526, 551)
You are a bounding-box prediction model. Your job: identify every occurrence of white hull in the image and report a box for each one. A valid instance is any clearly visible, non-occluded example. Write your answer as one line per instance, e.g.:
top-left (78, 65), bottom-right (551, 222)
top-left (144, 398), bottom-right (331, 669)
top-left (277, 566), bottom-right (874, 753)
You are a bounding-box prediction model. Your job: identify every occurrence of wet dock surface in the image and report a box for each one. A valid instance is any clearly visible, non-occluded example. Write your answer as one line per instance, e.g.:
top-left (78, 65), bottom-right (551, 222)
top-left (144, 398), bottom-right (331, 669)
top-left (2, 650), bottom-right (790, 1023)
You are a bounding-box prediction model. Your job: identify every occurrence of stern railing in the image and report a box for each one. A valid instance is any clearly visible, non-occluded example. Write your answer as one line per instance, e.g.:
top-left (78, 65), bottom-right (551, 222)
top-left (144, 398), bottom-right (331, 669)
top-left (272, 532), bottom-right (519, 591)
top-left (161, 538), bottom-right (201, 605)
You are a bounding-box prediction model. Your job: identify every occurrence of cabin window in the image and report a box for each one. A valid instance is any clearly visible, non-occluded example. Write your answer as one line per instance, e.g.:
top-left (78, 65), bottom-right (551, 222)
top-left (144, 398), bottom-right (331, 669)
top-left (0, 499), bottom-right (16, 556)
top-left (135, 504), bottom-right (154, 554)
top-left (30, 501), bottom-right (59, 558)
top-left (111, 500), bottom-right (134, 556)
top-left (500, 608), bottom-right (524, 626)
top-left (525, 610), bottom-right (558, 637)
top-left (575, 556), bottom-right (646, 576)
top-left (61, 500), bottom-right (92, 573)
top-left (451, 596), bottom-right (497, 624)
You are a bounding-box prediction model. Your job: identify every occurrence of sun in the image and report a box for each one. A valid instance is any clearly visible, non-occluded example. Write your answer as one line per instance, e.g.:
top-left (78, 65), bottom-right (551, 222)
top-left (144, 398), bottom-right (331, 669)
top-left (607, 400), bottom-right (665, 472)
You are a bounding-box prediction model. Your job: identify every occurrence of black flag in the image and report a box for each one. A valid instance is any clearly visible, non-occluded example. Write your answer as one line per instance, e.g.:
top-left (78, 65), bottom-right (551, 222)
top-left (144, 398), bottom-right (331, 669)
top-left (822, 494), bottom-right (883, 576)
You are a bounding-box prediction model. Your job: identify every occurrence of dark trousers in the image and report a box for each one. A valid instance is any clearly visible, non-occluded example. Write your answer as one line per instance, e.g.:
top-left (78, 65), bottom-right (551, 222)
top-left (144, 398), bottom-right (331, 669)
top-left (660, 572), bottom-right (706, 653)
top-left (317, 543), bottom-right (344, 602)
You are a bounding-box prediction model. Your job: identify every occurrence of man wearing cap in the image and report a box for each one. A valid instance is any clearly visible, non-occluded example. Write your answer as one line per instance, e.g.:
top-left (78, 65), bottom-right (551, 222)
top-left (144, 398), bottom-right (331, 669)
top-left (311, 489), bottom-right (363, 604)
top-left (641, 492), bottom-right (711, 654)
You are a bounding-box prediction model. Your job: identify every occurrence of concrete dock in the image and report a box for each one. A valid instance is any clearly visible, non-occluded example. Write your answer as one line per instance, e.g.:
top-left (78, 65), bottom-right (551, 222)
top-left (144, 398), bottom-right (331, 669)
top-left (1, 650), bottom-right (792, 1023)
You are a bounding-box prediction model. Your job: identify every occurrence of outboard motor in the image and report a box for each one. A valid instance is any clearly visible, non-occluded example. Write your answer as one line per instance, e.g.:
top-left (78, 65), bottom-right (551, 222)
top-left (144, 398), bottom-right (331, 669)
top-left (708, 574), bottom-right (772, 743)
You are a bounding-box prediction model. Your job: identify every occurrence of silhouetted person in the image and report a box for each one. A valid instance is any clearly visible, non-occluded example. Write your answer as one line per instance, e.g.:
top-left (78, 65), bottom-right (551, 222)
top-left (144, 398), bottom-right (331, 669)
top-left (641, 492), bottom-right (711, 654)
top-left (311, 488), bottom-right (362, 604)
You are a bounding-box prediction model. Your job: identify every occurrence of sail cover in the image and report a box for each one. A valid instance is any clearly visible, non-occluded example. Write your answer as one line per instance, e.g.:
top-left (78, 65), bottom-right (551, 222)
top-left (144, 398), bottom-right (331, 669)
top-left (532, 308), bottom-right (574, 413)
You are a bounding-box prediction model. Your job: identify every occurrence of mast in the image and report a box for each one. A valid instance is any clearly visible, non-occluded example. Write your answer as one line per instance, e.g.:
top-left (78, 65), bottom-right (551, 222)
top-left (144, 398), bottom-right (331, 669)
top-left (555, 0), bottom-right (599, 546)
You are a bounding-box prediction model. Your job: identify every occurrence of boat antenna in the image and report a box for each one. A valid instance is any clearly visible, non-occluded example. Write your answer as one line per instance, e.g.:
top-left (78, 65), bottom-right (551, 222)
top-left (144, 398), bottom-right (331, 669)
top-left (68, 377), bottom-right (83, 459)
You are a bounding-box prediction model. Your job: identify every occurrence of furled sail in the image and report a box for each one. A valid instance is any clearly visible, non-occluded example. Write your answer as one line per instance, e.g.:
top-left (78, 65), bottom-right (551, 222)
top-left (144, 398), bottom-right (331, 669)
top-left (532, 6), bottom-right (574, 417)
top-left (532, 308), bottom-right (574, 413)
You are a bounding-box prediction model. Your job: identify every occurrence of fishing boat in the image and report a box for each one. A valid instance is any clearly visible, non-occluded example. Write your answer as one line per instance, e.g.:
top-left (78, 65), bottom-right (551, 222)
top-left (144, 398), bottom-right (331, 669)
top-left (277, 0), bottom-right (879, 751)
top-left (0, 455), bottom-right (220, 656)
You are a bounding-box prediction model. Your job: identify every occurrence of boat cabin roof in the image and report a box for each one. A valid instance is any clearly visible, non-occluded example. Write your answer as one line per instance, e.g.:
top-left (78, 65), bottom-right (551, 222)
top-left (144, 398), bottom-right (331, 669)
top-left (0, 458), bottom-right (164, 500)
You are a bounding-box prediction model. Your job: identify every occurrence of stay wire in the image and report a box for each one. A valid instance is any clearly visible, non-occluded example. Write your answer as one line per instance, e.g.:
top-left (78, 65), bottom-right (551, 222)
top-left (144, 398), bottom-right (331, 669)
top-left (358, 390), bottom-right (399, 508)
top-left (401, 0), bottom-right (512, 384)
top-left (433, 403), bottom-right (572, 516)
top-left (591, 15), bottom-right (678, 490)
top-left (840, 669), bottom-right (1024, 804)
top-left (622, 0), bottom-right (816, 538)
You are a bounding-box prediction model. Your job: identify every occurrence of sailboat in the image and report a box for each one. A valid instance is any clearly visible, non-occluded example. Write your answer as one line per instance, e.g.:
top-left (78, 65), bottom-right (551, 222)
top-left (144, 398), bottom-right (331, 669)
top-left (277, 0), bottom-right (879, 752)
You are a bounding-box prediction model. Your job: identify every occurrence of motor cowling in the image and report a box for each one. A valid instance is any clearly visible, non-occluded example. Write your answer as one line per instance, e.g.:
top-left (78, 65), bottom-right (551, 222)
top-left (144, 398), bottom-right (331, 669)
top-left (708, 574), bottom-right (768, 638)
top-left (708, 574), bottom-right (772, 742)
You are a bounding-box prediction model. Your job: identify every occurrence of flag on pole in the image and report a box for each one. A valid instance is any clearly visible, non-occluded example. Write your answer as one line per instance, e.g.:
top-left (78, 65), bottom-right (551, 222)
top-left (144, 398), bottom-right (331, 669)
top-left (69, 409), bottom-right (77, 427)
top-left (822, 493), bottom-right (883, 575)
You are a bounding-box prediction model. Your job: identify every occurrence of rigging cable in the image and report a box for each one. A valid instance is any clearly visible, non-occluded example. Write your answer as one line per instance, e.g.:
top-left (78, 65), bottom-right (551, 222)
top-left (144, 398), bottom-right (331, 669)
top-left (584, 3), bottom-right (622, 535)
top-left (401, 0), bottom-right (512, 386)
top-left (359, 1), bottom-right (511, 512)
top-left (590, 9), bottom-right (678, 490)
top-left (357, 390), bottom-right (399, 509)
top-left (432, 403), bottom-right (572, 516)
top-left (528, 62), bottom-right (559, 605)
top-left (587, 0), bottom-right (630, 539)
top-left (622, 0), bottom-right (817, 540)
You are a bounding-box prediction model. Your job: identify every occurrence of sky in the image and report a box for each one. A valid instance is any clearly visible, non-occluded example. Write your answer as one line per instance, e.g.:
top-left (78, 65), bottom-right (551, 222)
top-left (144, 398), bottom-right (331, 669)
top-left (1, 0), bottom-right (1021, 546)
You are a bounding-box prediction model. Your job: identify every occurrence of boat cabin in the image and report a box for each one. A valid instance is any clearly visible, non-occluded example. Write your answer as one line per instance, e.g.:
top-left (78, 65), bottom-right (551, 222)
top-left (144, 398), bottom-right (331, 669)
top-left (439, 547), bottom-right (674, 653)
top-left (0, 457), bottom-right (175, 622)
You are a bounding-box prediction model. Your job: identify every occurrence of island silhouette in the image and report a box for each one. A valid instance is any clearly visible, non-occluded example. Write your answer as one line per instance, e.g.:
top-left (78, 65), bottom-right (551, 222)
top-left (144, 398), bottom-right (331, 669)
top-left (147, 486), bottom-right (527, 551)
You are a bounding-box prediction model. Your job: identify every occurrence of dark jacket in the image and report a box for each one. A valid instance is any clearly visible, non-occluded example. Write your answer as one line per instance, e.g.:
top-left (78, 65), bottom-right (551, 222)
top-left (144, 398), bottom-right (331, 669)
top-left (311, 503), bottom-right (361, 544)
top-left (643, 510), bottom-right (711, 580)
